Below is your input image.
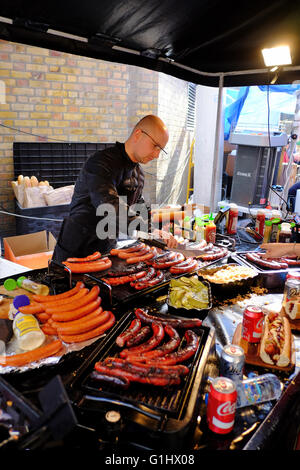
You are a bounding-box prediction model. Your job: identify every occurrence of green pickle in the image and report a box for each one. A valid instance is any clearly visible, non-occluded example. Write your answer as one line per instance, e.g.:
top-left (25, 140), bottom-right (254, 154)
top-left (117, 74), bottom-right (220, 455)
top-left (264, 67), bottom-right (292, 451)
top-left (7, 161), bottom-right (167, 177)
top-left (168, 275), bottom-right (209, 310)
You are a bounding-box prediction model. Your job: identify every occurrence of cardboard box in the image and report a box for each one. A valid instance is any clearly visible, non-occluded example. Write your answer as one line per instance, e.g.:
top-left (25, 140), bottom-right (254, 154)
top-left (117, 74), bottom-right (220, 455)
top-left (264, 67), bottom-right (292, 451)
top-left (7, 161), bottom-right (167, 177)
top-left (3, 231), bottom-right (56, 269)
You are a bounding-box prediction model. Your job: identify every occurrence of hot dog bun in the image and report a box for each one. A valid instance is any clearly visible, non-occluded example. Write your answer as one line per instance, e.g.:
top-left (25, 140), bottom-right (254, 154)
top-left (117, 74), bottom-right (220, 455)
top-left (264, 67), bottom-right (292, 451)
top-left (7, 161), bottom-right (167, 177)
top-left (259, 313), bottom-right (291, 367)
top-left (285, 300), bottom-right (300, 320)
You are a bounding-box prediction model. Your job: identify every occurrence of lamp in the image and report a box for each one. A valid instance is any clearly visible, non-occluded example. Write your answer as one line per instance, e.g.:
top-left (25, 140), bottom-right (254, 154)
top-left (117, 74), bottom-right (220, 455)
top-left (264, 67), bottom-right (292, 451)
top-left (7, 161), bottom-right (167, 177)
top-left (261, 45), bottom-right (292, 67)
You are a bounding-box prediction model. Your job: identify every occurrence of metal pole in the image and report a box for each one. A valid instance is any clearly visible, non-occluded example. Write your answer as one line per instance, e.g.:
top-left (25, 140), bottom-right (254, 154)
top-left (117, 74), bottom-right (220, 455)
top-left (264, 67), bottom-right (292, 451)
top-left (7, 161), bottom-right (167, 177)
top-left (210, 73), bottom-right (224, 211)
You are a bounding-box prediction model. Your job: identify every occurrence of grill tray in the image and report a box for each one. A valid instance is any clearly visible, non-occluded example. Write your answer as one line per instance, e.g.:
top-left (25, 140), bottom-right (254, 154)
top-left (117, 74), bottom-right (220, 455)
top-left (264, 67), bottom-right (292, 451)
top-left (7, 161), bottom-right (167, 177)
top-left (66, 303), bottom-right (216, 449)
top-left (84, 245), bottom-right (226, 307)
top-left (231, 252), bottom-right (298, 289)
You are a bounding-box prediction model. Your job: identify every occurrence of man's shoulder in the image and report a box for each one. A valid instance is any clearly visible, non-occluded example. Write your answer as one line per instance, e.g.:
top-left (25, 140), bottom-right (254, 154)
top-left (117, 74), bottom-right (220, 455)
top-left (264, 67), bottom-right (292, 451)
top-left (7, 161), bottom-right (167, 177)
top-left (85, 143), bottom-right (120, 169)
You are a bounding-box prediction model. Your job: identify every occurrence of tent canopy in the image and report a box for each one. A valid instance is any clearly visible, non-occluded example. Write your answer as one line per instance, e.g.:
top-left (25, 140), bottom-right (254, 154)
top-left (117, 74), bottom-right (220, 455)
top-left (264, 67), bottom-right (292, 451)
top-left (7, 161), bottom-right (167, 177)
top-left (0, 0), bottom-right (299, 87)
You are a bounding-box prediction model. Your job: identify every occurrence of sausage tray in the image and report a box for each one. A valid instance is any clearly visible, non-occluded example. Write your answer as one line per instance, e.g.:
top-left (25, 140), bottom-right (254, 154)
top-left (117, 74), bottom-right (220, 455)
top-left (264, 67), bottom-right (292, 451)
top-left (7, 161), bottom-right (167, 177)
top-left (65, 304), bottom-right (217, 451)
top-left (231, 252), bottom-right (297, 289)
top-left (84, 247), bottom-right (227, 308)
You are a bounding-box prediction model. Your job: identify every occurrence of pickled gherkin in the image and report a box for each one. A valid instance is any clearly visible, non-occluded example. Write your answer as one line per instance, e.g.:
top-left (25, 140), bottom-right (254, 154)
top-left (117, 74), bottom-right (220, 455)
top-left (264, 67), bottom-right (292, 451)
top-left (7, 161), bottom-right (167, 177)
top-left (168, 275), bottom-right (209, 310)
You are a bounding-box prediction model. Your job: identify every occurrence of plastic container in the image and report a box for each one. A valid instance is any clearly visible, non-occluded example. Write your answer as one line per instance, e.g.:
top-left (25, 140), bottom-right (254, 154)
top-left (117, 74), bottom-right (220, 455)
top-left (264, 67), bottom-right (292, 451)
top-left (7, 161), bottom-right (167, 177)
top-left (255, 209), bottom-right (265, 237)
top-left (16, 276), bottom-right (49, 296)
top-left (270, 218), bottom-right (281, 243)
top-left (12, 295), bottom-right (45, 351)
top-left (226, 203), bottom-right (238, 235)
top-left (194, 218), bottom-right (205, 242)
top-left (263, 220), bottom-right (272, 243)
top-left (235, 373), bottom-right (282, 408)
top-left (182, 216), bottom-right (191, 239)
top-left (205, 214), bottom-right (216, 243)
top-left (278, 223), bottom-right (292, 243)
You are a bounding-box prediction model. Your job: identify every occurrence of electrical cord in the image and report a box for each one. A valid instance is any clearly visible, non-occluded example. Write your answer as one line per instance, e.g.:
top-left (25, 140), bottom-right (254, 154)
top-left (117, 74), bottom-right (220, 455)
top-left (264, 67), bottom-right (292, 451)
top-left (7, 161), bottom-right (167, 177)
top-left (0, 204), bottom-right (63, 222)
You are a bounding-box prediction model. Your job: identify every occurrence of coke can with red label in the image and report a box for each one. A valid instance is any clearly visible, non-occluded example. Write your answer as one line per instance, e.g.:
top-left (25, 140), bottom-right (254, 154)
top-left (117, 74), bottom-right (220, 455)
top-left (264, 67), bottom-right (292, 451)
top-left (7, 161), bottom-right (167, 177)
top-left (242, 305), bottom-right (264, 343)
top-left (206, 377), bottom-right (237, 434)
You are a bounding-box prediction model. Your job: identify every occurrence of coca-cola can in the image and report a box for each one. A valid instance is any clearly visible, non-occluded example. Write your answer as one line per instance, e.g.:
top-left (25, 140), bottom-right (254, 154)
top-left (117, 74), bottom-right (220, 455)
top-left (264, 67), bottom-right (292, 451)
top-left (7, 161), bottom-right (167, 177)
top-left (242, 305), bottom-right (264, 343)
top-left (206, 377), bottom-right (237, 434)
top-left (219, 344), bottom-right (245, 383)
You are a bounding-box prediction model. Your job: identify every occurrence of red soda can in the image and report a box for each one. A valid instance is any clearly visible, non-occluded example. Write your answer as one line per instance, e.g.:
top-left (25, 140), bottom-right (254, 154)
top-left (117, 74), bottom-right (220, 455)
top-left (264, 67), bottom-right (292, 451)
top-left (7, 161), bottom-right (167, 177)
top-left (242, 305), bottom-right (264, 343)
top-left (207, 377), bottom-right (237, 434)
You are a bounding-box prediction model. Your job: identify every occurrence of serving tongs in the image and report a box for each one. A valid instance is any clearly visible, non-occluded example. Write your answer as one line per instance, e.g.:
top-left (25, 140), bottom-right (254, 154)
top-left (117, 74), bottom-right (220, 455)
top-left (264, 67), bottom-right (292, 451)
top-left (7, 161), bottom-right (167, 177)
top-left (132, 230), bottom-right (210, 258)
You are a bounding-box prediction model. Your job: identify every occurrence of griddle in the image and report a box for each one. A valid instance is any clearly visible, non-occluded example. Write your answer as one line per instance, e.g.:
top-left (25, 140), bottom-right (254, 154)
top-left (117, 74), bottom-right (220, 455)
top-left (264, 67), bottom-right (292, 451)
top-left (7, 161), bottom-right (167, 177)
top-left (66, 301), bottom-right (216, 450)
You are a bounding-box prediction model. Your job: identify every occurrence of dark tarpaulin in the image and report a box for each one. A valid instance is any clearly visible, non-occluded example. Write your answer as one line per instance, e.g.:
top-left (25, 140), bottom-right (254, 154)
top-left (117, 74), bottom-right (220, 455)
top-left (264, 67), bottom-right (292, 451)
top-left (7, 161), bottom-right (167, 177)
top-left (0, 0), bottom-right (299, 86)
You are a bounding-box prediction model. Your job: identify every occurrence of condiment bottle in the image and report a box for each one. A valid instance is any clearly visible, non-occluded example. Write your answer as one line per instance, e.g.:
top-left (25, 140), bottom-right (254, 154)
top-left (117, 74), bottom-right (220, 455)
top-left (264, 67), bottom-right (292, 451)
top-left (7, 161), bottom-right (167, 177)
top-left (205, 214), bottom-right (216, 243)
top-left (270, 218), bottom-right (281, 243)
top-left (12, 295), bottom-right (45, 351)
top-left (255, 209), bottom-right (266, 237)
top-left (16, 276), bottom-right (49, 296)
top-left (226, 203), bottom-right (238, 235)
top-left (263, 220), bottom-right (272, 243)
top-left (182, 216), bottom-right (191, 239)
top-left (278, 223), bottom-right (292, 243)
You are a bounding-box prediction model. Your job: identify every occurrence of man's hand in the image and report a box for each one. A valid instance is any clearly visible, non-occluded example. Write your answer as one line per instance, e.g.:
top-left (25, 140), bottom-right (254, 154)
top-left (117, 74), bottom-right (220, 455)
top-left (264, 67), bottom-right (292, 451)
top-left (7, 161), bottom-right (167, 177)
top-left (152, 228), bottom-right (178, 248)
top-left (260, 243), bottom-right (295, 259)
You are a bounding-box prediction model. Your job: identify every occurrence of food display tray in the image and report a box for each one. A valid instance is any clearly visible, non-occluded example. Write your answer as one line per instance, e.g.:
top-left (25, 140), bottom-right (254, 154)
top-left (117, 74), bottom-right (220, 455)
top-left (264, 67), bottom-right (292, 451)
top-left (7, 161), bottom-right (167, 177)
top-left (232, 322), bottom-right (295, 374)
top-left (231, 252), bottom-right (296, 289)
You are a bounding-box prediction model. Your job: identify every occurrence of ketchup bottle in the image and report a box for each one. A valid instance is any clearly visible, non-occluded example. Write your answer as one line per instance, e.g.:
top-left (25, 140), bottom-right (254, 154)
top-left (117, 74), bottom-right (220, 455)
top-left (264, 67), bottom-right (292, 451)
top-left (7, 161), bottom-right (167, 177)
top-left (255, 209), bottom-right (266, 237)
top-left (205, 214), bottom-right (216, 243)
top-left (226, 203), bottom-right (238, 235)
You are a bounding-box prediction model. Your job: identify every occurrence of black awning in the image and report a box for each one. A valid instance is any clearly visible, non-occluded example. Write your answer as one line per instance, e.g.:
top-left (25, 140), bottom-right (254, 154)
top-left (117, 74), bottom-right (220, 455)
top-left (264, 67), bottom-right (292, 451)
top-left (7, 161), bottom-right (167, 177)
top-left (0, 0), bottom-right (299, 86)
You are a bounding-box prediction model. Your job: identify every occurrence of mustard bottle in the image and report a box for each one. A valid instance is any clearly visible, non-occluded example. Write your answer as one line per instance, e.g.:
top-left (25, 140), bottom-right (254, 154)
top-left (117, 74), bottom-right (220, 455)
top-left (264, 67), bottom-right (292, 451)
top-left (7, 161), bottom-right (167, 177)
top-left (12, 295), bottom-right (45, 351)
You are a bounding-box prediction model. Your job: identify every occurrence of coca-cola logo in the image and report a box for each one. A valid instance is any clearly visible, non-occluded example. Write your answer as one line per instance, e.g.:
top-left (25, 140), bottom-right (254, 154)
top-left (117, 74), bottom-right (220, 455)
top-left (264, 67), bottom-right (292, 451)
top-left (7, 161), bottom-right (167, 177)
top-left (217, 401), bottom-right (236, 416)
top-left (255, 318), bottom-right (263, 330)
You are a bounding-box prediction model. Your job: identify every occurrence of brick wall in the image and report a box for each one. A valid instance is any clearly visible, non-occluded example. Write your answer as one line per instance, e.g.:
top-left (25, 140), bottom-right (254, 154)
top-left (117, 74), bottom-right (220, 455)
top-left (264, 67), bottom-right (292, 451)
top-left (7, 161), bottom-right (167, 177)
top-left (157, 73), bottom-right (193, 205)
top-left (0, 39), bottom-right (194, 237)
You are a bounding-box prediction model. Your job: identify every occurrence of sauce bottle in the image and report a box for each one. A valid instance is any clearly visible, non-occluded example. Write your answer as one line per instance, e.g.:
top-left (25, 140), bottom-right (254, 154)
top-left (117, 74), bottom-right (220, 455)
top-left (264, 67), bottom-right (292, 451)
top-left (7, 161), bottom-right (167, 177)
top-left (255, 209), bottom-right (266, 237)
top-left (205, 214), bottom-right (216, 243)
top-left (263, 220), bottom-right (272, 243)
top-left (278, 223), bottom-right (292, 243)
top-left (12, 295), bottom-right (45, 351)
top-left (226, 203), bottom-right (238, 235)
top-left (17, 276), bottom-right (49, 296)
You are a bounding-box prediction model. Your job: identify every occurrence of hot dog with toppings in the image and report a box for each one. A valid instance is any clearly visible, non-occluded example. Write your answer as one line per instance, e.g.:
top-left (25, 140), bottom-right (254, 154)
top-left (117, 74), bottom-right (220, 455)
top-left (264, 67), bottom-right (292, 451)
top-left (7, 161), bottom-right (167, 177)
top-left (259, 312), bottom-right (291, 367)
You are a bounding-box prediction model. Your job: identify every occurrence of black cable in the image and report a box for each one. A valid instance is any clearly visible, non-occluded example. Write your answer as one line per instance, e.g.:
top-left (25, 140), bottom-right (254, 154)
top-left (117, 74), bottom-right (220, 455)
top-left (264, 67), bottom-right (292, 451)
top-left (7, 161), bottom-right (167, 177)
top-left (0, 122), bottom-right (71, 143)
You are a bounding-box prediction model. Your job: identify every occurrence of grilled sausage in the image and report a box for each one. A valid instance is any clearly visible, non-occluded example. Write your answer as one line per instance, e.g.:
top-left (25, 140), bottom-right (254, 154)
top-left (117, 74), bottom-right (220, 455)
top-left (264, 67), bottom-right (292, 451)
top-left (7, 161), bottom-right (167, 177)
top-left (90, 370), bottom-right (130, 389)
top-left (169, 258), bottom-right (198, 274)
top-left (120, 322), bottom-right (165, 357)
top-left (143, 330), bottom-right (199, 366)
top-left (94, 363), bottom-right (181, 386)
top-left (65, 252), bottom-right (102, 263)
top-left (125, 325), bottom-right (151, 347)
top-left (131, 324), bottom-right (181, 360)
top-left (134, 308), bottom-right (202, 328)
top-left (116, 318), bottom-right (142, 347)
top-left (103, 357), bottom-right (188, 376)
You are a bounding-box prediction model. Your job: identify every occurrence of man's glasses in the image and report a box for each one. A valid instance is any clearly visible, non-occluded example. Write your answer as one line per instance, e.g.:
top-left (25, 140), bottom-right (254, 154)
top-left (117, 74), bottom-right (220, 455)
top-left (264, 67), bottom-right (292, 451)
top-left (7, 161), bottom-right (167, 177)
top-left (140, 130), bottom-right (167, 154)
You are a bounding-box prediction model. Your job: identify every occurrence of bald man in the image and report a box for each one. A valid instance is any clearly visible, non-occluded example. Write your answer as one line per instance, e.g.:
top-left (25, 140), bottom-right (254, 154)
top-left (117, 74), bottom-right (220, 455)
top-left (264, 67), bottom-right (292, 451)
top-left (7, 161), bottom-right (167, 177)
top-left (52, 115), bottom-right (177, 263)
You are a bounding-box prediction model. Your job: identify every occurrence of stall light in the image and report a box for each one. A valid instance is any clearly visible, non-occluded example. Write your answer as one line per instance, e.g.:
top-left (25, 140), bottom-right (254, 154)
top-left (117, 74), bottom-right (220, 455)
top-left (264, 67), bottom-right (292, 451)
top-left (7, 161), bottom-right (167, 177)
top-left (261, 45), bottom-right (292, 67)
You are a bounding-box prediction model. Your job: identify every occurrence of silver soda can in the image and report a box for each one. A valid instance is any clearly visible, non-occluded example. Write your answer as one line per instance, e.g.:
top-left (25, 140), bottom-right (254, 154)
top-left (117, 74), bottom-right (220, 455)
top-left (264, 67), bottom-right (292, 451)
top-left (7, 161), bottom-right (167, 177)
top-left (219, 344), bottom-right (245, 383)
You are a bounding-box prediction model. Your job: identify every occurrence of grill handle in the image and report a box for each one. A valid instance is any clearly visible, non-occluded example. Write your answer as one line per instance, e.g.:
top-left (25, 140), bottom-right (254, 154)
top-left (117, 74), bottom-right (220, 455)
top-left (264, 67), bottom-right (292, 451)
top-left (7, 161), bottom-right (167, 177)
top-left (83, 395), bottom-right (163, 422)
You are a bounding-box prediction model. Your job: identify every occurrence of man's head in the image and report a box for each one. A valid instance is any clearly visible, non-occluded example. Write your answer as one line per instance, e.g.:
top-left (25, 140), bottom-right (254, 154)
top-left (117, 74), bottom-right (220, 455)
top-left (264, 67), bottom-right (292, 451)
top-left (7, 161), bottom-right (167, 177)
top-left (125, 115), bottom-right (169, 164)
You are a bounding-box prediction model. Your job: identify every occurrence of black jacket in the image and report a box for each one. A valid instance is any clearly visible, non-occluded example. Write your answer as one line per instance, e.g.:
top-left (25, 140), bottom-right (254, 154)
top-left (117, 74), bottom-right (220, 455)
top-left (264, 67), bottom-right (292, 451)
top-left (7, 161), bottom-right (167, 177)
top-left (52, 142), bottom-right (147, 262)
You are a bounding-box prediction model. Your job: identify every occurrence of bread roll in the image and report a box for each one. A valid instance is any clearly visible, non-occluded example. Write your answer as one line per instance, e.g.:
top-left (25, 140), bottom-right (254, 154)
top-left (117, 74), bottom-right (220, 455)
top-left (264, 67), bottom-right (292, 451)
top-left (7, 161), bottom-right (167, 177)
top-left (285, 300), bottom-right (300, 320)
top-left (17, 174), bottom-right (24, 185)
top-left (23, 176), bottom-right (31, 187)
top-left (30, 176), bottom-right (39, 187)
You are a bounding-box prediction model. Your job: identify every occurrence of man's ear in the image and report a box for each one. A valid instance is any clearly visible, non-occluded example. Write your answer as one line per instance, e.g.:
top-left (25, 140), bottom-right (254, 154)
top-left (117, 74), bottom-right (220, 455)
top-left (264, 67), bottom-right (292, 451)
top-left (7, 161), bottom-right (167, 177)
top-left (133, 128), bottom-right (142, 142)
